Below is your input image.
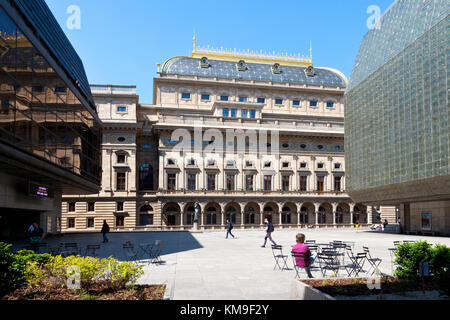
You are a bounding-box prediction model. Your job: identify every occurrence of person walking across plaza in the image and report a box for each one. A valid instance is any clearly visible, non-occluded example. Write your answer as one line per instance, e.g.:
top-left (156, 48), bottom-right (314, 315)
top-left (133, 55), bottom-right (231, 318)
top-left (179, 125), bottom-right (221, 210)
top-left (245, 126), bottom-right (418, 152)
top-left (292, 233), bottom-right (317, 278)
top-left (101, 220), bottom-right (110, 243)
top-left (225, 219), bottom-right (235, 239)
top-left (261, 218), bottom-right (277, 248)
top-left (28, 222), bottom-right (44, 252)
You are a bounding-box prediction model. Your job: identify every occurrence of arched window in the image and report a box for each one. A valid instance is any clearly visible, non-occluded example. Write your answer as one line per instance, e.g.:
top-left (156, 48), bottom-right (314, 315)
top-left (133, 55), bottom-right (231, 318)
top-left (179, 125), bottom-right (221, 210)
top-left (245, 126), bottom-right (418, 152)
top-left (245, 207), bottom-right (255, 225)
top-left (300, 207), bottom-right (309, 224)
top-left (206, 207), bottom-right (217, 225)
top-left (226, 206), bottom-right (237, 224)
top-left (336, 207), bottom-right (344, 224)
top-left (282, 206), bottom-right (292, 224)
top-left (318, 206), bottom-right (327, 224)
top-left (139, 163), bottom-right (154, 190)
top-left (186, 206), bottom-right (195, 225)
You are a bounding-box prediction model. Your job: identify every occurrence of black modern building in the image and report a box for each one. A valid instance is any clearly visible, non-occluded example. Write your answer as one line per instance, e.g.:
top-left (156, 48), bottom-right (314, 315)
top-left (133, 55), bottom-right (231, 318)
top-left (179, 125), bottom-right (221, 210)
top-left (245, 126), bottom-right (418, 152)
top-left (0, 0), bottom-right (102, 239)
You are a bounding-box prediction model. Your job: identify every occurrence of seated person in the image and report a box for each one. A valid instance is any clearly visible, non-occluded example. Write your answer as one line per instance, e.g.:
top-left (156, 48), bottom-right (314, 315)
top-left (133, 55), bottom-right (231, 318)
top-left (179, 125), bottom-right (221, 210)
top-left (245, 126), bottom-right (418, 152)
top-left (292, 233), bottom-right (317, 278)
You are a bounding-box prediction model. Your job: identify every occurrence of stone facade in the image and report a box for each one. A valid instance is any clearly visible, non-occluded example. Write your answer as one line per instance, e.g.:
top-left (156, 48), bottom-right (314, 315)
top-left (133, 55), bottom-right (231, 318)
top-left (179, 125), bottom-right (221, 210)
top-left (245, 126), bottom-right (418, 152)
top-left (61, 50), bottom-right (394, 232)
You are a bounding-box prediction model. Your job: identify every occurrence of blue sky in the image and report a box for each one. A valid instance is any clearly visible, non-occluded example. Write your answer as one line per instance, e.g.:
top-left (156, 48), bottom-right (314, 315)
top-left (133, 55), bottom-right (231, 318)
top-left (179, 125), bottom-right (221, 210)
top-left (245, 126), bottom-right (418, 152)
top-left (46, 0), bottom-right (393, 103)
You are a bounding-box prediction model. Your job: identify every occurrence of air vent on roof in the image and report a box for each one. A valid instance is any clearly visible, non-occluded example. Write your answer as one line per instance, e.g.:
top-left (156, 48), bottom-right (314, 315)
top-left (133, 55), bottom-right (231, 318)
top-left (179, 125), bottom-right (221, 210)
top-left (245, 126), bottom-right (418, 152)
top-left (200, 57), bottom-right (210, 68)
top-left (305, 66), bottom-right (315, 77)
top-left (272, 63), bottom-right (281, 74)
top-left (237, 60), bottom-right (247, 71)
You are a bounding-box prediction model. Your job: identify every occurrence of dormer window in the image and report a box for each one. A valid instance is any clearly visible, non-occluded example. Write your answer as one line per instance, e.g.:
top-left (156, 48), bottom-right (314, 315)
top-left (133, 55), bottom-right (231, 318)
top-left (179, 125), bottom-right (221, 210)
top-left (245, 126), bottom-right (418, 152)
top-left (187, 159), bottom-right (196, 166)
top-left (201, 94), bottom-right (210, 101)
top-left (282, 162), bottom-right (290, 168)
top-left (167, 159), bottom-right (175, 166)
top-left (239, 97), bottom-right (248, 103)
top-left (117, 106), bottom-right (127, 113)
top-left (300, 162), bottom-right (307, 169)
top-left (293, 100), bottom-right (301, 107)
top-left (257, 97), bottom-right (266, 104)
top-left (246, 161), bottom-right (253, 167)
top-left (300, 144), bottom-right (307, 149)
top-left (305, 66), bottom-right (315, 77)
top-left (220, 95), bottom-right (229, 102)
top-left (335, 163), bottom-right (342, 169)
top-left (264, 161), bottom-right (272, 168)
top-left (282, 143), bottom-right (289, 149)
top-left (181, 93), bottom-right (191, 100)
top-left (327, 102), bottom-right (335, 108)
top-left (237, 60), bottom-right (247, 71)
top-left (318, 145), bottom-right (324, 150)
top-left (317, 163), bottom-right (325, 169)
top-left (310, 101), bottom-right (318, 107)
top-left (272, 63), bottom-right (281, 74)
top-left (200, 57), bottom-right (210, 68)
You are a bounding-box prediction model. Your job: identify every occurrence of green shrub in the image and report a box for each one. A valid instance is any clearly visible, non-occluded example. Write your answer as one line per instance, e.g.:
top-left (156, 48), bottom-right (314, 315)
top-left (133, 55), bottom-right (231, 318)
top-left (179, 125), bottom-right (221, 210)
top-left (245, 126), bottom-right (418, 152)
top-left (0, 243), bottom-right (27, 296)
top-left (15, 250), bottom-right (52, 265)
top-left (104, 257), bottom-right (144, 290)
top-left (394, 241), bottom-right (433, 280)
top-left (430, 244), bottom-right (450, 294)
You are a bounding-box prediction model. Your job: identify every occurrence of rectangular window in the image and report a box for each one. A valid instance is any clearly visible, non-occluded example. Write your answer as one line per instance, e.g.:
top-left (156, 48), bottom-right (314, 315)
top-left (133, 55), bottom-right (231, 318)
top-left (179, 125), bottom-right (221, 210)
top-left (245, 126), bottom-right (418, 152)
top-left (220, 95), bottom-right (229, 101)
top-left (241, 109), bottom-right (248, 118)
top-left (327, 102), bottom-right (334, 108)
top-left (300, 176), bottom-right (308, 192)
top-left (116, 216), bottom-right (125, 228)
top-left (239, 97), bottom-right (247, 103)
top-left (117, 202), bottom-right (124, 212)
top-left (68, 202), bottom-right (76, 212)
top-left (310, 101), bottom-right (318, 107)
top-left (317, 176), bottom-right (325, 192)
top-left (68, 218), bottom-right (75, 229)
top-left (87, 202), bottom-right (95, 212)
top-left (249, 109), bottom-right (256, 119)
top-left (275, 99), bottom-right (283, 105)
top-left (264, 175), bottom-right (272, 191)
top-left (282, 175), bottom-right (290, 191)
top-left (117, 154), bottom-right (126, 164)
top-left (117, 106), bottom-right (127, 113)
top-left (140, 214), bottom-right (154, 226)
top-left (187, 174), bottom-right (196, 191)
top-left (87, 218), bottom-right (94, 228)
top-left (334, 176), bottom-right (342, 192)
top-left (222, 108), bottom-right (229, 117)
top-left (226, 175), bottom-right (235, 191)
top-left (293, 100), bottom-right (300, 106)
top-left (182, 93), bottom-right (191, 100)
top-left (201, 94), bottom-right (210, 101)
top-left (230, 109), bottom-right (237, 118)
top-left (257, 97), bottom-right (265, 104)
top-left (116, 172), bottom-right (126, 191)
top-left (207, 174), bottom-right (216, 191)
top-left (168, 174), bottom-right (176, 191)
top-left (246, 175), bottom-right (254, 191)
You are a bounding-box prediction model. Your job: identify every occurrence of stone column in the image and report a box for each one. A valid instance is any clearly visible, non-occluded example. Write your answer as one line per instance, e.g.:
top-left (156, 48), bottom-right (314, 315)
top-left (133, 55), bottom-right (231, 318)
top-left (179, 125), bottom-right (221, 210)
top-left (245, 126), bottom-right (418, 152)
top-left (221, 210), bottom-right (225, 226)
top-left (350, 211), bottom-right (354, 224)
top-left (260, 212), bottom-right (264, 226)
top-left (368, 206), bottom-right (373, 225)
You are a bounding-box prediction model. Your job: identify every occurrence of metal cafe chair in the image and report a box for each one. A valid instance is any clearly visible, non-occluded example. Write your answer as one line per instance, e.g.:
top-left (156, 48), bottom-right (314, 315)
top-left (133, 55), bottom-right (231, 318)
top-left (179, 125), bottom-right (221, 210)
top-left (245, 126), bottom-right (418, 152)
top-left (363, 246), bottom-right (382, 275)
top-left (60, 243), bottom-right (79, 257)
top-left (345, 246), bottom-right (366, 277)
top-left (308, 244), bottom-right (319, 253)
top-left (271, 245), bottom-right (290, 271)
top-left (317, 252), bottom-right (340, 277)
top-left (123, 243), bottom-right (139, 262)
top-left (291, 252), bottom-right (314, 279)
top-left (85, 245), bottom-right (101, 257)
top-left (305, 240), bottom-right (316, 245)
top-left (150, 240), bottom-right (164, 264)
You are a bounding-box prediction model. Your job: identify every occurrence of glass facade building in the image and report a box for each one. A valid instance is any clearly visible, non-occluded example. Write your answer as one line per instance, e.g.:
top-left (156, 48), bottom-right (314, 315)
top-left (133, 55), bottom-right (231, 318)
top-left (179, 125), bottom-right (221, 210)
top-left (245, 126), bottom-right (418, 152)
top-left (0, 0), bottom-right (102, 239)
top-left (345, 0), bottom-right (449, 235)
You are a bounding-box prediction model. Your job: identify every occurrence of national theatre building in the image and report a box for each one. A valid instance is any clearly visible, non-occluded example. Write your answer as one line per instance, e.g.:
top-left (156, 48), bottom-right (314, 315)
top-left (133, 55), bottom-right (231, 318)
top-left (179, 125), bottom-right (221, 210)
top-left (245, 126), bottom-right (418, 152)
top-left (61, 43), bottom-right (394, 232)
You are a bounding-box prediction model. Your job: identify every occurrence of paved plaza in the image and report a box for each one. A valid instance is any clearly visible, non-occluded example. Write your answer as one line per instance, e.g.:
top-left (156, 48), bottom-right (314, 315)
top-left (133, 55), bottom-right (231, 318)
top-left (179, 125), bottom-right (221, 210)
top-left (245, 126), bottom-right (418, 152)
top-left (10, 229), bottom-right (450, 300)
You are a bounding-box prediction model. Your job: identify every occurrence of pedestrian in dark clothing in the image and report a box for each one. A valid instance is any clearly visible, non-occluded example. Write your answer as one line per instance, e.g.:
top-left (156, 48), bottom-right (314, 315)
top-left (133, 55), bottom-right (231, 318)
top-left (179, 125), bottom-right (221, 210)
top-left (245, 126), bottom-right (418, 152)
top-left (383, 219), bottom-right (389, 230)
top-left (261, 218), bottom-right (277, 247)
top-left (101, 220), bottom-right (110, 243)
top-left (29, 222), bottom-right (44, 252)
top-left (225, 219), bottom-right (235, 239)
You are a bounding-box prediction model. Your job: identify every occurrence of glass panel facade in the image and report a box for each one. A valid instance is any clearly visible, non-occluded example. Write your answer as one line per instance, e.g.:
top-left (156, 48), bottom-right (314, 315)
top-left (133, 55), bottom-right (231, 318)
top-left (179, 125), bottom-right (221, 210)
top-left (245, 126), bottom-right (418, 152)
top-left (345, 3), bottom-right (449, 193)
top-left (0, 7), bottom-right (101, 184)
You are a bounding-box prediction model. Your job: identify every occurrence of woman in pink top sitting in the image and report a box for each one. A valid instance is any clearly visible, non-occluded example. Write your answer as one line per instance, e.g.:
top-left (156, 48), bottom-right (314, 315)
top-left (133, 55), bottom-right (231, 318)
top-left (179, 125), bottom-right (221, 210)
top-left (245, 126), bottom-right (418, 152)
top-left (292, 233), bottom-right (317, 278)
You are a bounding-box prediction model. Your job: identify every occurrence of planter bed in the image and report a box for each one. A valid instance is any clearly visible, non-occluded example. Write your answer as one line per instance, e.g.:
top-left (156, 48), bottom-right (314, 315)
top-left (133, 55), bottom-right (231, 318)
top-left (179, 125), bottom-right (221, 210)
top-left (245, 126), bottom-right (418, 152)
top-left (2, 283), bottom-right (166, 301)
top-left (300, 278), bottom-right (448, 300)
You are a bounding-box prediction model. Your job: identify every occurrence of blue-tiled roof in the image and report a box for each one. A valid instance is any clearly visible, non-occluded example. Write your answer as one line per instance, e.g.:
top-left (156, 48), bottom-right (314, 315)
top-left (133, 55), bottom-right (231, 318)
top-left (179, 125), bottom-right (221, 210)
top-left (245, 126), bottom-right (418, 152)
top-left (7, 0), bottom-right (96, 110)
top-left (162, 56), bottom-right (347, 88)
